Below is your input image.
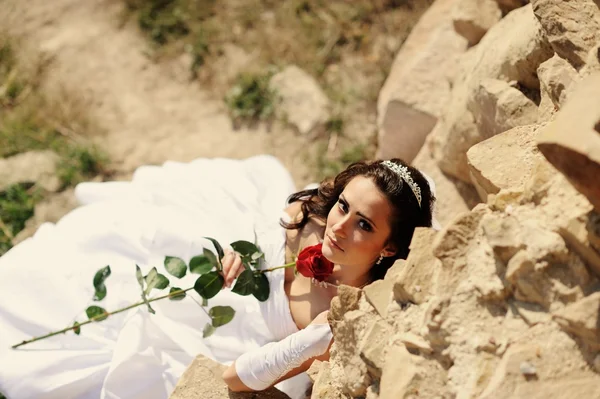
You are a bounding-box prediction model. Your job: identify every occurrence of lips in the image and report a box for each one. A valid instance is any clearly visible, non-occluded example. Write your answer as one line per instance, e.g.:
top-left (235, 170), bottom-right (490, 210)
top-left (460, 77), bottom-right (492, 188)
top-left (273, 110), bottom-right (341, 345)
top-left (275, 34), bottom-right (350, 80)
top-left (327, 235), bottom-right (344, 252)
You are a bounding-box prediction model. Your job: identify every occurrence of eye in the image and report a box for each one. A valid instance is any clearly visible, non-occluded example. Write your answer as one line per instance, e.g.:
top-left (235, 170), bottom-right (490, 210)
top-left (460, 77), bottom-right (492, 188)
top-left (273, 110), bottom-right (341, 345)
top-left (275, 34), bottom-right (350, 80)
top-left (338, 198), bottom-right (348, 213)
top-left (358, 220), bottom-right (373, 232)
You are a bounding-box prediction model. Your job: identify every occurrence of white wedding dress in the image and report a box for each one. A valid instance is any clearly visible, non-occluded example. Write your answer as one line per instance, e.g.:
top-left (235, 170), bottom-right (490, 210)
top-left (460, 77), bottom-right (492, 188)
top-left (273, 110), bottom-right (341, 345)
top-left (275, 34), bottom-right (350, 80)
top-left (0, 155), bottom-right (312, 399)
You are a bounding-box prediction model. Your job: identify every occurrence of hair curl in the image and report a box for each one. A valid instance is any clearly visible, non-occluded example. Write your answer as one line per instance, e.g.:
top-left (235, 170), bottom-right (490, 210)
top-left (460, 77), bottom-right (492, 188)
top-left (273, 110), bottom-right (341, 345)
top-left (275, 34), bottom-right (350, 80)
top-left (282, 159), bottom-right (436, 281)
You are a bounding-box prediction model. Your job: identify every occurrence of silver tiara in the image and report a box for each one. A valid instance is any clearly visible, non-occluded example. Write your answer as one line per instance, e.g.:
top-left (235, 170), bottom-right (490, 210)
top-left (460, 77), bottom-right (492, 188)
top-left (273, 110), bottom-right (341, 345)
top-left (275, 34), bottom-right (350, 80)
top-left (381, 160), bottom-right (422, 207)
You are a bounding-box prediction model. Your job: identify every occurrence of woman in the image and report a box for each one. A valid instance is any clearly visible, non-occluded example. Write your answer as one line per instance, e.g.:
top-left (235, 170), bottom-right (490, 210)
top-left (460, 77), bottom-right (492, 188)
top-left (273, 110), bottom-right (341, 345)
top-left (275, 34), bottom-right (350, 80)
top-left (0, 156), bottom-right (435, 399)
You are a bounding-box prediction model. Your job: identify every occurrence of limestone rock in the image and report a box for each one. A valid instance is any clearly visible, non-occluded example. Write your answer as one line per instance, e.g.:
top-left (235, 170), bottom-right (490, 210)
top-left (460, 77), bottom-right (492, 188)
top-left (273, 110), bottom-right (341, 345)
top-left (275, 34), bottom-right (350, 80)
top-left (397, 332), bottom-right (433, 354)
top-left (468, 79), bottom-right (539, 140)
top-left (269, 65), bottom-right (330, 135)
top-left (169, 355), bottom-right (228, 399)
top-left (413, 136), bottom-right (481, 228)
top-left (531, 0), bottom-right (600, 69)
top-left (494, 0), bottom-right (530, 14)
top-left (0, 150), bottom-right (61, 192)
top-left (169, 355), bottom-right (290, 399)
top-left (393, 228), bottom-right (442, 304)
top-left (329, 295), bottom-right (378, 397)
top-left (511, 300), bottom-right (552, 326)
top-left (453, 0), bottom-right (502, 46)
top-left (537, 54), bottom-right (580, 111)
top-left (580, 43), bottom-right (600, 77)
top-left (358, 320), bottom-right (392, 379)
top-left (553, 292), bottom-right (600, 348)
top-left (309, 362), bottom-right (345, 399)
top-left (558, 215), bottom-right (600, 279)
top-left (435, 5), bottom-right (554, 182)
top-left (376, 0), bottom-right (468, 162)
top-left (379, 344), bottom-right (420, 399)
top-left (537, 74), bottom-right (600, 212)
top-left (467, 124), bottom-right (545, 201)
top-left (479, 324), bottom-right (600, 398)
top-left (481, 213), bottom-right (526, 263)
top-left (363, 279), bottom-right (393, 318)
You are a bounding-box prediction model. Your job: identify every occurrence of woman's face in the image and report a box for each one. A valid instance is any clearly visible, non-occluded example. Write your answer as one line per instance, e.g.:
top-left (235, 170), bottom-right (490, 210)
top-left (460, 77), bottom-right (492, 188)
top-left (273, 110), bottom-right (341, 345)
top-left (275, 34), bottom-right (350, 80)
top-left (322, 176), bottom-right (395, 279)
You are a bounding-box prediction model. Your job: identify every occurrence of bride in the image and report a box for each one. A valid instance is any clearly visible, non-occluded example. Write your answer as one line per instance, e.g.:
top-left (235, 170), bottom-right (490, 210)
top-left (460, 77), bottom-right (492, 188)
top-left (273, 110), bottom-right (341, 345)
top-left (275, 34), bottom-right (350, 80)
top-left (0, 155), bottom-right (436, 399)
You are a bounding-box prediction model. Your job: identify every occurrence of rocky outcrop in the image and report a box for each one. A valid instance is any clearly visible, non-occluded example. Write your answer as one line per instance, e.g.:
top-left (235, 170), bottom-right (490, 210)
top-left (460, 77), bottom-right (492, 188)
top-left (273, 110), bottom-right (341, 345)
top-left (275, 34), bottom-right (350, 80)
top-left (452, 0), bottom-right (502, 46)
top-left (531, 0), bottom-right (600, 69)
top-left (537, 73), bottom-right (600, 212)
top-left (170, 355), bottom-right (290, 399)
top-left (433, 4), bottom-right (554, 182)
top-left (467, 124), bottom-right (545, 201)
top-left (318, 151), bottom-right (600, 397)
top-left (537, 54), bottom-right (580, 121)
top-left (376, 0), bottom-right (469, 163)
top-left (269, 65), bottom-right (331, 135)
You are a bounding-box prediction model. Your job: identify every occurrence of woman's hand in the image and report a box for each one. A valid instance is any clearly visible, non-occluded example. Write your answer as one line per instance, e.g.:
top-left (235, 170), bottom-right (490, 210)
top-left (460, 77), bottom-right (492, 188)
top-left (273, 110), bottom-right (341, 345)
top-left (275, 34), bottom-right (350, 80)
top-left (221, 249), bottom-right (244, 288)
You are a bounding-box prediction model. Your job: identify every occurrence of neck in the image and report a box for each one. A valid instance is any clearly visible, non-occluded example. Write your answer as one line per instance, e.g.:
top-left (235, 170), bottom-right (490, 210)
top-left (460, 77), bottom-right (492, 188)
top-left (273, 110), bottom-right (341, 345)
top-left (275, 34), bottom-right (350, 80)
top-left (325, 265), bottom-right (371, 288)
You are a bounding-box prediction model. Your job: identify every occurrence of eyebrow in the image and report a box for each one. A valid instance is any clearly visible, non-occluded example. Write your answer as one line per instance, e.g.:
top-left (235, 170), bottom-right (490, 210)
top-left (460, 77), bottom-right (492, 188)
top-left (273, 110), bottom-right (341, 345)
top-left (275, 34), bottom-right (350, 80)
top-left (340, 194), bottom-right (378, 230)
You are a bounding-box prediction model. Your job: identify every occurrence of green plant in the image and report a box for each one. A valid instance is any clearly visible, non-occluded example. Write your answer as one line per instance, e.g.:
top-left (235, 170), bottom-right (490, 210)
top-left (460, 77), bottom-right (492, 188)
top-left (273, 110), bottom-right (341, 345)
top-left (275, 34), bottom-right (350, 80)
top-left (55, 144), bottom-right (109, 189)
top-left (225, 72), bottom-right (276, 123)
top-left (0, 183), bottom-right (41, 256)
top-left (313, 142), bottom-right (370, 180)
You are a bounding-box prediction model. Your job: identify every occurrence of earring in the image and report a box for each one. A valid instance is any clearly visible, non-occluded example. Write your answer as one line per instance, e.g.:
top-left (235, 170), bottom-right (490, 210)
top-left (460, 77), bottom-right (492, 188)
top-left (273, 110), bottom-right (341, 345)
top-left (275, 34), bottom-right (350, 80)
top-left (375, 254), bottom-right (384, 265)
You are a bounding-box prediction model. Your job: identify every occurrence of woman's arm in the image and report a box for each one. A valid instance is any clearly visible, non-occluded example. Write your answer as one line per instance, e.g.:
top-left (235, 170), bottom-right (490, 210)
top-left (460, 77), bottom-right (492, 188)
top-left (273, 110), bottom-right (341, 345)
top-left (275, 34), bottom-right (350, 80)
top-left (222, 311), bottom-right (332, 392)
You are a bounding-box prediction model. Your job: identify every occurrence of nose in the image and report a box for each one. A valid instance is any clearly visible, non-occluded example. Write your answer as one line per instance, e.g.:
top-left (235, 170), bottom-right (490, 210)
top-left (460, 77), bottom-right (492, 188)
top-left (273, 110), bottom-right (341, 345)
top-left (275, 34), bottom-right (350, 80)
top-left (331, 215), bottom-right (350, 238)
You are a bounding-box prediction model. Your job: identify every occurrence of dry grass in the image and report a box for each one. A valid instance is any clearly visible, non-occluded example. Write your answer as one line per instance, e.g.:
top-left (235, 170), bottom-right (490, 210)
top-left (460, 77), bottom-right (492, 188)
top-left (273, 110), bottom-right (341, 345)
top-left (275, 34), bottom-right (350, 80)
top-left (0, 34), bottom-right (110, 256)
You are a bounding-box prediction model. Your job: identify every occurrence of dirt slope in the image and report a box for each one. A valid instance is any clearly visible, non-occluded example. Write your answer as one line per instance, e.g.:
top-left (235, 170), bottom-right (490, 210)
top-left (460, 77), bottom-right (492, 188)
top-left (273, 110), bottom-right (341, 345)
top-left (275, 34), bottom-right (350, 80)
top-left (1, 0), bottom-right (312, 186)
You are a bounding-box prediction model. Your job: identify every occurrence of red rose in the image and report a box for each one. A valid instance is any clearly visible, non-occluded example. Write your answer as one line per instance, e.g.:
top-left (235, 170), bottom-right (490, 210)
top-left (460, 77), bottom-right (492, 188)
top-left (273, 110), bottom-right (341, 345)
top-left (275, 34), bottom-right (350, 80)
top-left (295, 243), bottom-right (334, 282)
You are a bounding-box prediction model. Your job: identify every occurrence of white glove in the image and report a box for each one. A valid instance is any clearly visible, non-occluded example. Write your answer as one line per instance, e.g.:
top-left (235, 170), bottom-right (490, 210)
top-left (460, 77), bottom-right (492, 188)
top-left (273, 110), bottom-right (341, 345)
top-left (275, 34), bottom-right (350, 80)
top-left (235, 323), bottom-right (333, 391)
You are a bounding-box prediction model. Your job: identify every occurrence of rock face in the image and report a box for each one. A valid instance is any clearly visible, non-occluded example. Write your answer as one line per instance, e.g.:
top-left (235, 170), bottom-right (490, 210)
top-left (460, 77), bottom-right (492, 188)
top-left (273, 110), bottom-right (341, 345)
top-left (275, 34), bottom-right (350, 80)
top-left (323, 0), bottom-right (600, 388)
top-left (169, 355), bottom-right (290, 399)
top-left (269, 65), bottom-right (331, 135)
top-left (433, 4), bottom-right (554, 182)
top-left (467, 124), bottom-right (545, 201)
top-left (452, 0), bottom-right (503, 46)
top-left (531, 0), bottom-right (600, 69)
top-left (376, 0), bottom-right (469, 163)
top-left (320, 151), bottom-right (600, 398)
top-left (537, 74), bottom-right (600, 212)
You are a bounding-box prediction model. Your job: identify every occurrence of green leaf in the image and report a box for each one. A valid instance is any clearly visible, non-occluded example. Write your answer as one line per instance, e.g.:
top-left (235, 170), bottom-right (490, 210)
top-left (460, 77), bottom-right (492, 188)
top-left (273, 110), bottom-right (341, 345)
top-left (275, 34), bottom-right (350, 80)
top-left (209, 306), bottom-right (235, 327)
top-left (169, 287), bottom-right (187, 301)
top-left (136, 265), bottom-right (155, 314)
top-left (194, 271), bottom-right (224, 299)
top-left (203, 248), bottom-right (219, 269)
top-left (231, 241), bottom-right (263, 270)
top-left (204, 237), bottom-right (224, 270)
top-left (73, 321), bottom-right (81, 335)
top-left (164, 256), bottom-right (187, 278)
top-left (144, 267), bottom-right (169, 294)
top-left (92, 265), bottom-right (111, 301)
top-left (231, 240), bottom-right (260, 258)
top-left (202, 297), bottom-right (208, 307)
top-left (203, 323), bottom-right (216, 338)
top-left (94, 284), bottom-right (107, 302)
top-left (252, 273), bottom-right (270, 302)
top-left (86, 305), bottom-right (108, 322)
top-left (189, 254), bottom-right (214, 275)
top-left (231, 269), bottom-right (254, 296)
